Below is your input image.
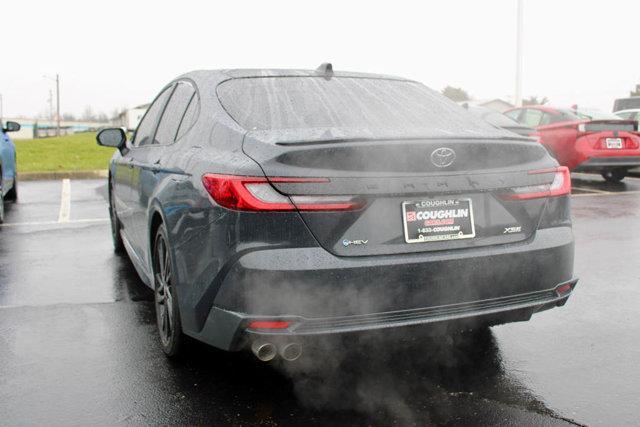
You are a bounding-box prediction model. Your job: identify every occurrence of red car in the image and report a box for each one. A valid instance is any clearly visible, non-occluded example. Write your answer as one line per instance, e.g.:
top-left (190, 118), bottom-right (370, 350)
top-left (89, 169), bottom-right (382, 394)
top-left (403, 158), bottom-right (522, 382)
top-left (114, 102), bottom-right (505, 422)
top-left (505, 105), bottom-right (640, 182)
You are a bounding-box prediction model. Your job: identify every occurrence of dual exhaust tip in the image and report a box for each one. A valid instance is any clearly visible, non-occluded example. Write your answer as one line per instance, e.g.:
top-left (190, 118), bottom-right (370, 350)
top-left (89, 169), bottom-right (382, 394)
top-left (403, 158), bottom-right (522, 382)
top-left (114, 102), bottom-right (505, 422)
top-left (251, 341), bottom-right (302, 362)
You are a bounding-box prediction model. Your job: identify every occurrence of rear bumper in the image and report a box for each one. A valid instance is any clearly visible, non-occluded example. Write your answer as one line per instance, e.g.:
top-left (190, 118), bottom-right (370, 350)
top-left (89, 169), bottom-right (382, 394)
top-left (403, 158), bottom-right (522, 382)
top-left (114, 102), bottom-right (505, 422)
top-left (194, 279), bottom-right (577, 351)
top-left (187, 227), bottom-right (575, 351)
top-left (574, 156), bottom-right (640, 171)
top-left (250, 279), bottom-right (577, 336)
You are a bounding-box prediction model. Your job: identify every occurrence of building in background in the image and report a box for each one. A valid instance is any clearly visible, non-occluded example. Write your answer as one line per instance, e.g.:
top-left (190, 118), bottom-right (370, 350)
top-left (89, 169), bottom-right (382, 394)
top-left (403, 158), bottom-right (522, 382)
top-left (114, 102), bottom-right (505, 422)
top-left (112, 104), bottom-right (149, 131)
top-left (2, 118), bottom-right (111, 139)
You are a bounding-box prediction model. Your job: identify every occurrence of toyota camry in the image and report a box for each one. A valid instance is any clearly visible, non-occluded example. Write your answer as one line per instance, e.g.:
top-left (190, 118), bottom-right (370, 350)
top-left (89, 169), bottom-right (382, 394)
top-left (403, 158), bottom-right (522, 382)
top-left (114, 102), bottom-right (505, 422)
top-left (97, 64), bottom-right (577, 361)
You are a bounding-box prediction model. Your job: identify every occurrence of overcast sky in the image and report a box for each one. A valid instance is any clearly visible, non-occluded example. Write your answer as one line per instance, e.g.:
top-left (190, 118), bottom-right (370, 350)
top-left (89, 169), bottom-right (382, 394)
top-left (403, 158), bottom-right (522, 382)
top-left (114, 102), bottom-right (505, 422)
top-left (2, 0), bottom-right (638, 118)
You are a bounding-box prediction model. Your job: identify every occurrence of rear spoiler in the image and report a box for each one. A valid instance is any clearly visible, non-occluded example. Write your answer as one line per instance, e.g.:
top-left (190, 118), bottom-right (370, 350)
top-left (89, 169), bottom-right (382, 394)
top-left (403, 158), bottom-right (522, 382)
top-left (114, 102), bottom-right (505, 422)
top-left (582, 119), bottom-right (637, 133)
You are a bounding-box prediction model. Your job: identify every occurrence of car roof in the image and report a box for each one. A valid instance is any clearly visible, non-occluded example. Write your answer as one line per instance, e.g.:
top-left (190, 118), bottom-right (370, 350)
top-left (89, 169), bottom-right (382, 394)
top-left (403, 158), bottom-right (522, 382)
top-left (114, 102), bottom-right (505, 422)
top-left (615, 108), bottom-right (640, 113)
top-left (174, 68), bottom-right (411, 89)
top-left (221, 68), bottom-right (407, 80)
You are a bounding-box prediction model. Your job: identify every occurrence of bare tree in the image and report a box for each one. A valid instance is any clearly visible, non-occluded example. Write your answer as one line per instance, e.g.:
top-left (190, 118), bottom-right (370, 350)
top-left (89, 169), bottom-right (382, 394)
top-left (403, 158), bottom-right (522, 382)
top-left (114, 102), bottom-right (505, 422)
top-left (523, 95), bottom-right (549, 106)
top-left (110, 108), bottom-right (126, 121)
top-left (81, 106), bottom-right (96, 121)
top-left (442, 86), bottom-right (470, 102)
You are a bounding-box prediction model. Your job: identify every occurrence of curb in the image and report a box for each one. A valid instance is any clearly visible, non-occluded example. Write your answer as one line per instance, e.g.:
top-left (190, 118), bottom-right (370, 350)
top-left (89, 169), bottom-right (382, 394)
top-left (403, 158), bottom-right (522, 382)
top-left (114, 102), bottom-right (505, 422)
top-left (17, 170), bottom-right (108, 181)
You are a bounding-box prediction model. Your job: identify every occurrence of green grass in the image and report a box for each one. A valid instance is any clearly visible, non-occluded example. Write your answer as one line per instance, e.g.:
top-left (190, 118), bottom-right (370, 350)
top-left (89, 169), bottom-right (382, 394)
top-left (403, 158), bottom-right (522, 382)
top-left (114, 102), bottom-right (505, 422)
top-left (14, 132), bottom-right (116, 173)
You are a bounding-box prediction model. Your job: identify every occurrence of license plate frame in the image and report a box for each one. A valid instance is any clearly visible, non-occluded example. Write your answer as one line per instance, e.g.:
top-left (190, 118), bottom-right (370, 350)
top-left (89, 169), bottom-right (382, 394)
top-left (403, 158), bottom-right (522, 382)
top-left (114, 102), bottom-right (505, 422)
top-left (606, 137), bottom-right (623, 149)
top-left (402, 198), bottom-right (476, 244)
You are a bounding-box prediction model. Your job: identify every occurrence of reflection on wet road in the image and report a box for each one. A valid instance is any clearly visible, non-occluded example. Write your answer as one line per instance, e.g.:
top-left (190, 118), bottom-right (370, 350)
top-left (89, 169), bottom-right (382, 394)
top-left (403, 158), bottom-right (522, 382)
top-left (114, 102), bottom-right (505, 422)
top-left (1, 175), bottom-right (639, 425)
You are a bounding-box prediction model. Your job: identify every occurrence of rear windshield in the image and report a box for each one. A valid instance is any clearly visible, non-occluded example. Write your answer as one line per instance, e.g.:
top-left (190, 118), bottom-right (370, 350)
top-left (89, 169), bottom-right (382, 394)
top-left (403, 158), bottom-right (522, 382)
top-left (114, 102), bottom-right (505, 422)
top-left (574, 108), bottom-right (623, 121)
top-left (484, 112), bottom-right (523, 127)
top-left (469, 107), bottom-right (522, 127)
top-left (217, 77), bottom-right (503, 137)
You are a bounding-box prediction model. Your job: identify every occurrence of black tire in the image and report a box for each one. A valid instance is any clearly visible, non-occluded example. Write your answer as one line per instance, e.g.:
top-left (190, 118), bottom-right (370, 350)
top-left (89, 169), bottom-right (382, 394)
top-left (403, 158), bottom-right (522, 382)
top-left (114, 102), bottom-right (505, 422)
top-left (109, 184), bottom-right (125, 254)
top-left (5, 177), bottom-right (17, 202)
top-left (601, 169), bottom-right (627, 183)
top-left (153, 224), bottom-right (184, 357)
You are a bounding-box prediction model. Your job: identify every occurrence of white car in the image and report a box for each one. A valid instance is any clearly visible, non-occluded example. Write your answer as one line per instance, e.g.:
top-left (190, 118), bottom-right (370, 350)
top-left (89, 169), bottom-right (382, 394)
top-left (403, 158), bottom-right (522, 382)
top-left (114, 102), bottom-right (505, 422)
top-left (615, 108), bottom-right (640, 121)
top-left (614, 109), bottom-right (640, 173)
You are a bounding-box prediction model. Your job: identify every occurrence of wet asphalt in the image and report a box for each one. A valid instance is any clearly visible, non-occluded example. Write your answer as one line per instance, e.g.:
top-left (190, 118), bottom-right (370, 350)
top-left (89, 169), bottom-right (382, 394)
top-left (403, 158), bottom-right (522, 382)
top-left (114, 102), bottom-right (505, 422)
top-left (0, 174), bottom-right (639, 426)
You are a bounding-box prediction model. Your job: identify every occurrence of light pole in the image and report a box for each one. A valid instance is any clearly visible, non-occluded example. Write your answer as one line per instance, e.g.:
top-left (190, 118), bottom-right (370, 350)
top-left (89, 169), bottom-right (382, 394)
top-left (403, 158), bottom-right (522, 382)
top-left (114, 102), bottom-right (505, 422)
top-left (515, 0), bottom-right (524, 107)
top-left (43, 74), bottom-right (61, 136)
top-left (55, 74), bottom-right (60, 136)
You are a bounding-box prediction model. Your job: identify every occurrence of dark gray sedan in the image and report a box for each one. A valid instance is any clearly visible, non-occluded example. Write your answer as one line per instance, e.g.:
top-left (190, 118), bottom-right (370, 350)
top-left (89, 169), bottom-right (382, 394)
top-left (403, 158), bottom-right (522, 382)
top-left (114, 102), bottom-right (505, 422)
top-left (97, 66), bottom-right (577, 361)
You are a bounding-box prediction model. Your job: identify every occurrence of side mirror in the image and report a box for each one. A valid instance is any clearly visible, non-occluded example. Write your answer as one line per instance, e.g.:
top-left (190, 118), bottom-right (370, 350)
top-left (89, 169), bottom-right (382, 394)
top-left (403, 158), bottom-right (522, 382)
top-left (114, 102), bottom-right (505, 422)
top-left (97, 128), bottom-right (126, 150)
top-left (3, 121), bottom-right (21, 132)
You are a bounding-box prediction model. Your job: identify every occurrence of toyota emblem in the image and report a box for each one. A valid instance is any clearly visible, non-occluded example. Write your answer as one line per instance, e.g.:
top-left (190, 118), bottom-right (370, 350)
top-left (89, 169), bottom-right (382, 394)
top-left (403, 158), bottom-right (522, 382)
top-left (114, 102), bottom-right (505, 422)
top-left (430, 147), bottom-right (456, 168)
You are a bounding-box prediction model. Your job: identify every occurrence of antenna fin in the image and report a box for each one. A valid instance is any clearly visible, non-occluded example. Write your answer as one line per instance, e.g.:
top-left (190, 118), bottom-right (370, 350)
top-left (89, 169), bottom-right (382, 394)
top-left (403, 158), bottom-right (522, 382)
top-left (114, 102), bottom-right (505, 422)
top-left (316, 62), bottom-right (333, 79)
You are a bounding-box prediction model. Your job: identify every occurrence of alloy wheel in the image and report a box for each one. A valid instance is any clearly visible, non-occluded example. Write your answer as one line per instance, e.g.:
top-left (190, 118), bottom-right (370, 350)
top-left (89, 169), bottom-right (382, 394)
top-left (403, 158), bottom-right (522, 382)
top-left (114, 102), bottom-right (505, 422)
top-left (154, 234), bottom-right (174, 347)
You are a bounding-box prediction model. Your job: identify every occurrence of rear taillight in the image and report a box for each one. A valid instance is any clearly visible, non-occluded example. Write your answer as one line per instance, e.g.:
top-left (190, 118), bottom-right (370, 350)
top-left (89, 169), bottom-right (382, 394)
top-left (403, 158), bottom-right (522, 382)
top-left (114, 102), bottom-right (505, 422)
top-left (201, 174), bottom-right (363, 212)
top-left (500, 166), bottom-right (571, 200)
top-left (247, 320), bottom-right (292, 330)
top-left (555, 283), bottom-right (573, 297)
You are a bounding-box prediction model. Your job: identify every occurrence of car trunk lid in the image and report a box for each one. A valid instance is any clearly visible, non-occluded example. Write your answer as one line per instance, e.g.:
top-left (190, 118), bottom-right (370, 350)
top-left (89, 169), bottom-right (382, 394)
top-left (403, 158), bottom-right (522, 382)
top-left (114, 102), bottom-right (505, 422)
top-left (243, 132), bottom-right (558, 256)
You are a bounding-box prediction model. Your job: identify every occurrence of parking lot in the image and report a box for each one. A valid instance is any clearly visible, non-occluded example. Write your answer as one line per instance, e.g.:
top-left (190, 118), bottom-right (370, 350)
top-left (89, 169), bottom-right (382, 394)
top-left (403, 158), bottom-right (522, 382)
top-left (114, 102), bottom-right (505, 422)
top-left (0, 174), bottom-right (639, 426)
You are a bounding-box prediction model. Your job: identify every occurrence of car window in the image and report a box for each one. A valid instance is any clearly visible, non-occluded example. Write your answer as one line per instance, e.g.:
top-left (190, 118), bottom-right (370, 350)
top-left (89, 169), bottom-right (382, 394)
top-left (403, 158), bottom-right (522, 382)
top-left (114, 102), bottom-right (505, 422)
top-left (521, 109), bottom-right (543, 127)
top-left (540, 112), bottom-right (554, 125)
top-left (555, 109), bottom-right (582, 122)
top-left (132, 86), bottom-right (173, 147)
top-left (615, 111), bottom-right (634, 119)
top-left (480, 111), bottom-right (522, 127)
top-left (217, 77), bottom-right (504, 137)
top-left (176, 91), bottom-right (199, 140)
top-left (154, 81), bottom-right (196, 145)
top-left (575, 108), bottom-right (621, 121)
top-left (504, 109), bottom-right (521, 122)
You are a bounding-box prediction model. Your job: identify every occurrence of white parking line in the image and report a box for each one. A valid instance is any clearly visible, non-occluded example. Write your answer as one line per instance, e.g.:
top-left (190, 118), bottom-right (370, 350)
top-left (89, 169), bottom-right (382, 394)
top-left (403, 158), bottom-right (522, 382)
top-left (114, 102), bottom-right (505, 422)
top-left (0, 218), bottom-right (109, 228)
top-left (58, 179), bottom-right (71, 223)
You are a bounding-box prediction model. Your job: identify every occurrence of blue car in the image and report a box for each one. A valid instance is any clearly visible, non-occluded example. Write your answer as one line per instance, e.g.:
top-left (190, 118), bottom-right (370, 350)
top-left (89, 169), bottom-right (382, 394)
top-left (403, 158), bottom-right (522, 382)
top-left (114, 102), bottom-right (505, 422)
top-left (0, 121), bottom-right (21, 223)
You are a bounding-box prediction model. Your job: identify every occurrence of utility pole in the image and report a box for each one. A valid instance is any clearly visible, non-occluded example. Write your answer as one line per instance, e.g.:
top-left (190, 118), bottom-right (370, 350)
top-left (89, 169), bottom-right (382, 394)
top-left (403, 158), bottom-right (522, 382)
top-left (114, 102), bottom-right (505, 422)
top-left (55, 74), bottom-right (60, 136)
top-left (44, 74), bottom-right (61, 136)
top-left (515, 0), bottom-right (524, 107)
